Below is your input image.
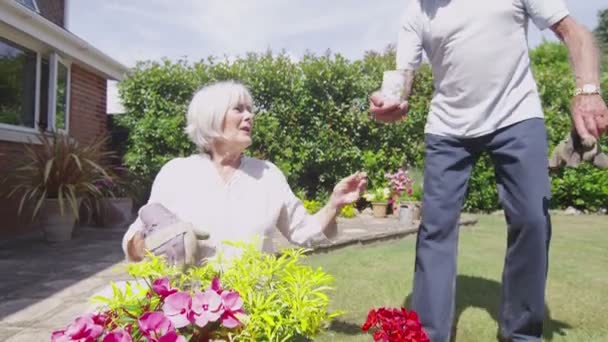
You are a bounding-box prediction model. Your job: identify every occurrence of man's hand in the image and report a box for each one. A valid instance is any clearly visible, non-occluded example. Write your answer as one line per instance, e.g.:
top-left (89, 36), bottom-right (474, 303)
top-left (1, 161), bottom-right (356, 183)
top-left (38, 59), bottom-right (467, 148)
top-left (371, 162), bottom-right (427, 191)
top-left (572, 94), bottom-right (608, 140)
top-left (369, 91), bottom-right (409, 124)
top-left (551, 16), bottom-right (607, 139)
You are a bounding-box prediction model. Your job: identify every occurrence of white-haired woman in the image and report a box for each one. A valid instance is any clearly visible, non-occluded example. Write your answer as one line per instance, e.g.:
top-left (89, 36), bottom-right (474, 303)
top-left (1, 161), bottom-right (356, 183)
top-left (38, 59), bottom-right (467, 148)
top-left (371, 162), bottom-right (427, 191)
top-left (122, 80), bottom-right (367, 263)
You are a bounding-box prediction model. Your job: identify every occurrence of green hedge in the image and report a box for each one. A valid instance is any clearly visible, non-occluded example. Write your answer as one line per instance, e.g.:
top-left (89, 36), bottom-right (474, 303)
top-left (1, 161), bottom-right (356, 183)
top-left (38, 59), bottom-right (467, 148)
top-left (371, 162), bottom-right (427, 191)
top-left (116, 43), bottom-right (608, 212)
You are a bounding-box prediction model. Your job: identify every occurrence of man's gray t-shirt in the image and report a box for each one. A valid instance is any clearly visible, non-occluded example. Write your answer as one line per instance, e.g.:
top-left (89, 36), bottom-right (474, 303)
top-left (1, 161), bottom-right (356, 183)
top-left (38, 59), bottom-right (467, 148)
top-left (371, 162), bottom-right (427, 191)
top-left (397, 0), bottom-right (569, 138)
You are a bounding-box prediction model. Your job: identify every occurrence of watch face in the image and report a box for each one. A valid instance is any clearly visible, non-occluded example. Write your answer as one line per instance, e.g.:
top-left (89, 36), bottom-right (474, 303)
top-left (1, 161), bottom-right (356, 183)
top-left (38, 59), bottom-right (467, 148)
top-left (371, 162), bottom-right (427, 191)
top-left (583, 84), bottom-right (598, 93)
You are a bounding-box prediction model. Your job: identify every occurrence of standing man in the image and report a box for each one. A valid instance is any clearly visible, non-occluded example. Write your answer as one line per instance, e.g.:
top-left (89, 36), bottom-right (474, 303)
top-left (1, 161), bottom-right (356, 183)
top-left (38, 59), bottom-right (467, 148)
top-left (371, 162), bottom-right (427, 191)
top-left (369, 0), bottom-right (607, 341)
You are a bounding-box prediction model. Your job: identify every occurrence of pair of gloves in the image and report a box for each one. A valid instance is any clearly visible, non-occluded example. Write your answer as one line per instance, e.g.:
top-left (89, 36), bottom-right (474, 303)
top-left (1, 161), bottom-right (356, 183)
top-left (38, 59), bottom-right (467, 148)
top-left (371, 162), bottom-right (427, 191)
top-left (138, 203), bottom-right (210, 266)
top-left (549, 130), bottom-right (608, 170)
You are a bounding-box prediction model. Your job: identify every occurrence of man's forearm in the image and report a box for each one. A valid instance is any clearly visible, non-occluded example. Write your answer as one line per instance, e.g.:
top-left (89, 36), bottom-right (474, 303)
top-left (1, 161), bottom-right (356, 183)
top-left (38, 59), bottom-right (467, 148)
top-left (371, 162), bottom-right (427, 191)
top-left (395, 69), bottom-right (416, 101)
top-left (556, 18), bottom-right (601, 87)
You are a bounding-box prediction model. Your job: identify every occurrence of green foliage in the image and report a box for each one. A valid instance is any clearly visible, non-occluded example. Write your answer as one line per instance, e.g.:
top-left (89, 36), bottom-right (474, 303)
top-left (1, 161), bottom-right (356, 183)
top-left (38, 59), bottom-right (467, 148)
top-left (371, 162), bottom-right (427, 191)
top-left (595, 9), bottom-right (608, 72)
top-left (303, 199), bottom-right (323, 214)
top-left (93, 241), bottom-right (341, 341)
top-left (217, 240), bottom-right (342, 341)
top-left (339, 204), bottom-right (357, 218)
top-left (302, 195), bottom-right (357, 218)
top-left (363, 187), bottom-right (391, 203)
top-left (118, 43), bottom-right (607, 212)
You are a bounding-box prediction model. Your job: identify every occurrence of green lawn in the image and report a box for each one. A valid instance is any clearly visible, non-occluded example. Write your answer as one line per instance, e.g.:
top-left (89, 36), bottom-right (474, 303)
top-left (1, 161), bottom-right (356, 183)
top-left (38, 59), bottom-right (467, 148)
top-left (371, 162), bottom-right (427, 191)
top-left (306, 215), bottom-right (608, 342)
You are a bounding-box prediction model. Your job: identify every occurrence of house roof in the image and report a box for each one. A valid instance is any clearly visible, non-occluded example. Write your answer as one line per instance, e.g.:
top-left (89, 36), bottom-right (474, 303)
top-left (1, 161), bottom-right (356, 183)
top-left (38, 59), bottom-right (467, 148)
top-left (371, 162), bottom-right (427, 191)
top-left (0, 0), bottom-right (128, 81)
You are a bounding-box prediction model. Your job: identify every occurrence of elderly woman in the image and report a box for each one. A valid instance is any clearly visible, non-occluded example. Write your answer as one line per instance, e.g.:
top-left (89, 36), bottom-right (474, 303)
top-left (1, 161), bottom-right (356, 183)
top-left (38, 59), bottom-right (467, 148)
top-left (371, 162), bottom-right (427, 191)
top-left (123, 80), bottom-right (367, 263)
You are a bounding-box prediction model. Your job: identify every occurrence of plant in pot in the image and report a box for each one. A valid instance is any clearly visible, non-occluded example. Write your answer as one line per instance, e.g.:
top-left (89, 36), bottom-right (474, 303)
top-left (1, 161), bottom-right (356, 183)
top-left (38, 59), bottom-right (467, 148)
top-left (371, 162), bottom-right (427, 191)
top-left (385, 168), bottom-right (414, 216)
top-left (398, 168), bottom-right (423, 223)
top-left (83, 170), bottom-right (136, 228)
top-left (363, 187), bottom-right (391, 218)
top-left (6, 133), bottom-right (114, 242)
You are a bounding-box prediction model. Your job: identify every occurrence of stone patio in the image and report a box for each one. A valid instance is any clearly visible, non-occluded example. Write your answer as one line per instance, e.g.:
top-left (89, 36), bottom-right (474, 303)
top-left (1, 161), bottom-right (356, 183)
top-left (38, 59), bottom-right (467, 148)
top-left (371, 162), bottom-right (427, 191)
top-left (0, 212), bottom-right (479, 341)
top-left (0, 214), bottom-right (427, 341)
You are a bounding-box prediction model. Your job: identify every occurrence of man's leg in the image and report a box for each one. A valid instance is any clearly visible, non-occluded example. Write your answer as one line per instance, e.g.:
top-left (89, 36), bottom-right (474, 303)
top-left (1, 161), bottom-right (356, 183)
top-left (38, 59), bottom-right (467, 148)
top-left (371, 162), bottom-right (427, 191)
top-left (412, 133), bottom-right (478, 342)
top-left (489, 119), bottom-right (552, 342)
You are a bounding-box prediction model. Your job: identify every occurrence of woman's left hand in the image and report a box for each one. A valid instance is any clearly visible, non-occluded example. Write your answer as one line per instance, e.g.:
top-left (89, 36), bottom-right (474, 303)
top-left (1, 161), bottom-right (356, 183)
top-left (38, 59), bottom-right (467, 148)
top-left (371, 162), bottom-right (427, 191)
top-left (330, 171), bottom-right (368, 209)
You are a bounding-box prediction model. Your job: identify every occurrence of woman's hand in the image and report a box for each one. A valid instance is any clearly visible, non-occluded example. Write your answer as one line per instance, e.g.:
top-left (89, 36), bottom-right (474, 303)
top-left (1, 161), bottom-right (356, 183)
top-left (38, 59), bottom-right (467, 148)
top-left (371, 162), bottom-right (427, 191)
top-left (329, 171), bottom-right (368, 209)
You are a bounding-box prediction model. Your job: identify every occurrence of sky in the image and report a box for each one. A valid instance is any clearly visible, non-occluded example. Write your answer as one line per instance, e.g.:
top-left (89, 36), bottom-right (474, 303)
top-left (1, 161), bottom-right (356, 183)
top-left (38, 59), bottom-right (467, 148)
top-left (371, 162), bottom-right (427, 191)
top-left (67, 0), bottom-right (608, 113)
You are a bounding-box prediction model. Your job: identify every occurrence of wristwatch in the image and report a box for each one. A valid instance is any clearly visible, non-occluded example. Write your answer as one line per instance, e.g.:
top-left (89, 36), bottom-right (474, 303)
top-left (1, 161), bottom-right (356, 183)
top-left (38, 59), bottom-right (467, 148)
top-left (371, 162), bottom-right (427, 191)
top-left (574, 84), bottom-right (601, 96)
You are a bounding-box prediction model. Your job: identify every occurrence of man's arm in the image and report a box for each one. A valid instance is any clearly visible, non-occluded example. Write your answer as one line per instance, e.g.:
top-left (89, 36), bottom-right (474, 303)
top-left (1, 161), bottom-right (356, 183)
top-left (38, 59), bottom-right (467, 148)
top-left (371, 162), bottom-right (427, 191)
top-left (552, 16), bottom-right (608, 138)
top-left (369, 2), bottom-right (422, 124)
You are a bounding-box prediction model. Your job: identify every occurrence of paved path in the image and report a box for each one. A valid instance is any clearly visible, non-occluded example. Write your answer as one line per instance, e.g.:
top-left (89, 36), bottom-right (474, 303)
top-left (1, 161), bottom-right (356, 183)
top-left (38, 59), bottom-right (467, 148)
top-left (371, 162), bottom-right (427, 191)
top-left (0, 214), bottom-right (421, 341)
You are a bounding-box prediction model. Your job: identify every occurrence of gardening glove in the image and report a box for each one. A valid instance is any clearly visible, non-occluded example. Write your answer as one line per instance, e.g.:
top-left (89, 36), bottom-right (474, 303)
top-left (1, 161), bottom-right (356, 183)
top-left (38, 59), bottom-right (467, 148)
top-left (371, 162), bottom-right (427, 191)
top-left (139, 203), bottom-right (210, 266)
top-left (548, 129), bottom-right (608, 170)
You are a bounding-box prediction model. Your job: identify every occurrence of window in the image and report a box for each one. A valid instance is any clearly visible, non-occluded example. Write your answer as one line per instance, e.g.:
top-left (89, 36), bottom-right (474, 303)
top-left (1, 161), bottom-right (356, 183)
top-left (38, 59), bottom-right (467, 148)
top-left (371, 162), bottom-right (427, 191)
top-left (0, 37), bottom-right (71, 138)
top-left (0, 38), bottom-right (37, 129)
top-left (15, 0), bottom-right (39, 13)
top-left (55, 61), bottom-right (68, 131)
top-left (38, 58), bottom-right (49, 130)
top-left (48, 53), bottom-right (70, 132)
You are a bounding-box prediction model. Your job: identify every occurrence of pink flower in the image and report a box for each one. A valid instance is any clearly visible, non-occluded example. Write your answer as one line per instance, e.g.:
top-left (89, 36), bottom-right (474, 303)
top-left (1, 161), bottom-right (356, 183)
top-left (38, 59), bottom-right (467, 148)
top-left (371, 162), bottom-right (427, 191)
top-left (208, 277), bottom-right (246, 328)
top-left (51, 314), bottom-right (104, 342)
top-left (153, 278), bottom-right (178, 299)
top-left (102, 328), bottom-right (132, 342)
top-left (191, 289), bottom-right (223, 327)
top-left (210, 277), bottom-right (222, 293)
top-left (138, 312), bottom-right (176, 342)
top-left (157, 331), bottom-right (186, 342)
top-left (219, 291), bottom-right (245, 328)
top-left (162, 292), bottom-right (194, 328)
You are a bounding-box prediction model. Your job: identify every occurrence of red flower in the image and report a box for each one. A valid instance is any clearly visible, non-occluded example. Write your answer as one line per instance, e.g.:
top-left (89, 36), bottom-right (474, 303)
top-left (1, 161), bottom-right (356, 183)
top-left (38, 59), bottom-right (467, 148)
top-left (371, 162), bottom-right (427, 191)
top-left (361, 307), bottom-right (428, 342)
top-left (362, 309), bottom-right (378, 332)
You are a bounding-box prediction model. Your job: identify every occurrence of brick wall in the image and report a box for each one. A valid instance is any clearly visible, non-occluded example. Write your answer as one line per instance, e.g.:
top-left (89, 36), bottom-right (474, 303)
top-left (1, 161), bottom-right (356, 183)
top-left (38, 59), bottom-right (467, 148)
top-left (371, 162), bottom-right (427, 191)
top-left (36, 0), bottom-right (66, 28)
top-left (0, 63), bottom-right (108, 238)
top-left (69, 64), bottom-right (108, 144)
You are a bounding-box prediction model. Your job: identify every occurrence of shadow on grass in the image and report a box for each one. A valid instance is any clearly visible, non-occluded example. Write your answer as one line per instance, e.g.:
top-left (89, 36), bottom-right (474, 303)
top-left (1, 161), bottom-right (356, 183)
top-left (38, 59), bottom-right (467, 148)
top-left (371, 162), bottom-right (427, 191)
top-left (402, 275), bottom-right (572, 341)
top-left (328, 319), bottom-right (363, 335)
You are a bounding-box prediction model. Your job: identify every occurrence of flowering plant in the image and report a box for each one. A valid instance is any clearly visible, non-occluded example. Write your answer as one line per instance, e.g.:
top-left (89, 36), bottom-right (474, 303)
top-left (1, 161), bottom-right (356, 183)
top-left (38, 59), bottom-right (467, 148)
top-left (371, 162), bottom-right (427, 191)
top-left (52, 276), bottom-right (246, 342)
top-left (362, 307), bottom-right (429, 342)
top-left (363, 187), bottom-right (391, 203)
top-left (385, 169), bottom-right (413, 199)
top-left (52, 240), bottom-right (341, 341)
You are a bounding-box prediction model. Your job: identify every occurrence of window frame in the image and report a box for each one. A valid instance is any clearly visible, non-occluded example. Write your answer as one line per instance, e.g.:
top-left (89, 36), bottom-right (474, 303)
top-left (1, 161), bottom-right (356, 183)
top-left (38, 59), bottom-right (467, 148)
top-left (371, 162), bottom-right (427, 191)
top-left (0, 31), bottom-right (72, 143)
top-left (48, 52), bottom-right (71, 134)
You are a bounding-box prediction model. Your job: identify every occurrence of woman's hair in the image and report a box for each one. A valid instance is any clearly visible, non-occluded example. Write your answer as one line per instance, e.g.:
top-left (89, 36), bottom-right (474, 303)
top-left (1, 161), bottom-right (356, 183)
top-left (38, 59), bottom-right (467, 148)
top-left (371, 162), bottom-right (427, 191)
top-left (184, 80), bottom-right (253, 152)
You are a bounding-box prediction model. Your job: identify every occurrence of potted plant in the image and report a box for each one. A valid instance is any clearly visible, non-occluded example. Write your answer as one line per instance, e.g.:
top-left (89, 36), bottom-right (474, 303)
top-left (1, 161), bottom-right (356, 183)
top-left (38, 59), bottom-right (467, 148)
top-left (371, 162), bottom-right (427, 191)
top-left (399, 167), bottom-right (423, 221)
top-left (385, 168), bottom-right (414, 216)
top-left (6, 133), bottom-right (115, 242)
top-left (83, 172), bottom-right (135, 228)
top-left (363, 187), bottom-right (391, 218)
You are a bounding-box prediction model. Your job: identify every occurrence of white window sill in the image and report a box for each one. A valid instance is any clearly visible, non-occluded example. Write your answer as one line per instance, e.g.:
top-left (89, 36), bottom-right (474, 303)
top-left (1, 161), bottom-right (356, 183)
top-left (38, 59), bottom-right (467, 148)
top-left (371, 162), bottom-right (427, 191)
top-left (0, 125), bottom-right (43, 144)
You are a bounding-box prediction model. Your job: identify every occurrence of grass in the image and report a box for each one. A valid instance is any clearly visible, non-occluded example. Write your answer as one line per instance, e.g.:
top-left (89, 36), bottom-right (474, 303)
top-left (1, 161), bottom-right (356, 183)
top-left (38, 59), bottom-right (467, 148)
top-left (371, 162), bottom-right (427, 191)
top-left (305, 215), bottom-right (608, 342)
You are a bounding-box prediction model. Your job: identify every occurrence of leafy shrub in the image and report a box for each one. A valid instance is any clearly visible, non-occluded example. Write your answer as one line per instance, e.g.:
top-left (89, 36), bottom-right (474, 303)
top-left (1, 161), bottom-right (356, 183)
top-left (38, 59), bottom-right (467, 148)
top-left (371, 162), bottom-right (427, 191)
top-left (303, 199), bottom-right (323, 214)
top-left (117, 43), bottom-right (608, 212)
top-left (340, 204), bottom-right (357, 218)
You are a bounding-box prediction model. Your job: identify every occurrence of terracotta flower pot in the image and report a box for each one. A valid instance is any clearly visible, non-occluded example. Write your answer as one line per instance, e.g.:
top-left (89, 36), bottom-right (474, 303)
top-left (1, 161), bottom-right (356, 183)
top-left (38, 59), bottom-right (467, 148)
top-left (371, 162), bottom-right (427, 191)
top-left (372, 202), bottom-right (388, 218)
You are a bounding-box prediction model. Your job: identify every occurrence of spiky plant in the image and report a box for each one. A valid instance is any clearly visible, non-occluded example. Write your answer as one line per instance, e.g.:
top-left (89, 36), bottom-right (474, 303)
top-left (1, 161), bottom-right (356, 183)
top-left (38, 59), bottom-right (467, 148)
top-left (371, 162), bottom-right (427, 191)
top-left (6, 133), bottom-right (116, 221)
